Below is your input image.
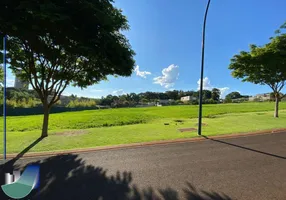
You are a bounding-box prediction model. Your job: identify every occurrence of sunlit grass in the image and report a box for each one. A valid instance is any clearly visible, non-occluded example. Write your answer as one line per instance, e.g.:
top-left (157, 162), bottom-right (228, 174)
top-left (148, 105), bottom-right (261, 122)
top-left (0, 102), bottom-right (286, 154)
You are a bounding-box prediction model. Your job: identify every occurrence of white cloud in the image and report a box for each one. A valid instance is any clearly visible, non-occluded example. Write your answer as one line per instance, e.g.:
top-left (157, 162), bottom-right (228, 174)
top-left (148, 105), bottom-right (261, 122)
top-left (153, 64), bottom-right (179, 89)
top-left (197, 77), bottom-right (230, 98)
top-left (218, 87), bottom-right (230, 97)
top-left (197, 77), bottom-right (212, 90)
top-left (134, 65), bottom-right (151, 78)
top-left (112, 89), bottom-right (125, 96)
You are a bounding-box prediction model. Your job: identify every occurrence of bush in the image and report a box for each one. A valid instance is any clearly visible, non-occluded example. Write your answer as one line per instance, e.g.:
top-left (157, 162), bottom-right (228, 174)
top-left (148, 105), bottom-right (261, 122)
top-left (67, 99), bottom-right (97, 108)
top-left (6, 98), bottom-right (41, 108)
top-left (224, 98), bottom-right (232, 103)
top-left (204, 99), bottom-right (218, 104)
top-left (191, 100), bottom-right (199, 105)
top-left (169, 101), bottom-right (178, 105)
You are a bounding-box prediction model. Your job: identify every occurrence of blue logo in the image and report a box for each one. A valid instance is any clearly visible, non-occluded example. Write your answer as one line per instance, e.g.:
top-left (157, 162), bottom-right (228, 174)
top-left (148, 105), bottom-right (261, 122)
top-left (1, 165), bottom-right (40, 199)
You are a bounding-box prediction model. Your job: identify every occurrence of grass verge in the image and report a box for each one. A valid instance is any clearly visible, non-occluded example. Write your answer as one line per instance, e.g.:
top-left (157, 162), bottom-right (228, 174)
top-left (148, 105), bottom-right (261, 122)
top-left (0, 110), bottom-right (285, 154)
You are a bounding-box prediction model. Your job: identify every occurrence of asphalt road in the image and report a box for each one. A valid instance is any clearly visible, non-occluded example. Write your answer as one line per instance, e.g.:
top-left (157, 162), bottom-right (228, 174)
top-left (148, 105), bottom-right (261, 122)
top-left (1, 132), bottom-right (286, 200)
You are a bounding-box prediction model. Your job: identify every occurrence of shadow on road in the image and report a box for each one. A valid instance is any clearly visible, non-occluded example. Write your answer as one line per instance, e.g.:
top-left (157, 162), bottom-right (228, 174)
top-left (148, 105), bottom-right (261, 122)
top-left (202, 135), bottom-right (286, 160)
top-left (0, 154), bottom-right (232, 200)
top-left (2, 137), bottom-right (44, 167)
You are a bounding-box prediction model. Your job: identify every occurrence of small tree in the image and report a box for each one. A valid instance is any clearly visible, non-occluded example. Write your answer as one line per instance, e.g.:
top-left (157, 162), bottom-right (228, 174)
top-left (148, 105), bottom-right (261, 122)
top-left (229, 22), bottom-right (286, 117)
top-left (1, 0), bottom-right (135, 137)
top-left (211, 88), bottom-right (221, 101)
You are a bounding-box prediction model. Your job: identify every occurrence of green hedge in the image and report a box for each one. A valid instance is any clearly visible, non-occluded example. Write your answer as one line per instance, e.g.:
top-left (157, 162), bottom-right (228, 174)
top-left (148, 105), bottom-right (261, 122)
top-left (0, 105), bottom-right (103, 116)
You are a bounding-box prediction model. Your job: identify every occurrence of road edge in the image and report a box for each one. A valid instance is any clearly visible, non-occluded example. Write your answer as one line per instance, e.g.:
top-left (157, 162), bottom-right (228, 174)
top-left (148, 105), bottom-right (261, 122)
top-left (1, 128), bottom-right (286, 159)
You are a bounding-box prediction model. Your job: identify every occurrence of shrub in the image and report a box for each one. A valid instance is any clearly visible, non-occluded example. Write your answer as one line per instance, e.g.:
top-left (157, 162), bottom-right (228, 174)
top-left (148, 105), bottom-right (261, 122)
top-left (205, 99), bottom-right (218, 104)
top-left (224, 98), bottom-right (232, 103)
top-left (67, 99), bottom-right (97, 108)
top-left (6, 98), bottom-right (41, 108)
top-left (191, 100), bottom-right (199, 105)
top-left (175, 100), bottom-right (184, 105)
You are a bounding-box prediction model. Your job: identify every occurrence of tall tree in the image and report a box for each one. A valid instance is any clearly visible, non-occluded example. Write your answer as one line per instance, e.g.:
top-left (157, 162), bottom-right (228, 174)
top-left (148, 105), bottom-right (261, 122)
top-left (129, 93), bottom-right (140, 103)
top-left (225, 92), bottom-right (241, 100)
top-left (229, 22), bottom-right (286, 117)
top-left (211, 88), bottom-right (221, 101)
top-left (1, 0), bottom-right (135, 137)
top-left (202, 90), bottom-right (212, 100)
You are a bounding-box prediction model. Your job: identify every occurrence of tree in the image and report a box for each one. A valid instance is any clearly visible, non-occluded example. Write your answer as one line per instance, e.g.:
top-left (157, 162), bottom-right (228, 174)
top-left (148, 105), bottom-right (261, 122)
top-left (0, 66), bottom-right (3, 83)
top-left (0, 67), bottom-right (3, 103)
top-left (225, 92), bottom-right (241, 100)
top-left (211, 88), bottom-right (221, 101)
top-left (224, 96), bottom-right (232, 103)
top-left (165, 90), bottom-right (179, 100)
top-left (158, 92), bottom-right (169, 100)
top-left (129, 93), bottom-right (140, 103)
top-left (178, 90), bottom-right (186, 99)
top-left (144, 92), bottom-right (158, 101)
top-left (0, 67), bottom-right (3, 86)
top-left (229, 22), bottom-right (286, 117)
top-left (1, 0), bottom-right (135, 137)
top-left (202, 90), bottom-right (212, 100)
top-left (270, 92), bottom-right (284, 102)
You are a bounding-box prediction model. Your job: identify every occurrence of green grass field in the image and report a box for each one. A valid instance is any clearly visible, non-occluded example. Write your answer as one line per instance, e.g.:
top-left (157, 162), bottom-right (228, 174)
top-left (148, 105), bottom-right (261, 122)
top-left (1, 102), bottom-right (286, 154)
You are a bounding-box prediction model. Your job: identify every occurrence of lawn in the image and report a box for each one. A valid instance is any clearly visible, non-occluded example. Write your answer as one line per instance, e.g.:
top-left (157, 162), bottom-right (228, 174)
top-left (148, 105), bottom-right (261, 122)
top-left (0, 102), bottom-right (286, 154)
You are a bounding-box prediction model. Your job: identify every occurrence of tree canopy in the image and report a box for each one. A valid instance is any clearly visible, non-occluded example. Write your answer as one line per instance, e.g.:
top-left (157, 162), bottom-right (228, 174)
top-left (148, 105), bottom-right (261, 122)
top-left (225, 92), bottom-right (242, 100)
top-left (229, 22), bottom-right (286, 117)
top-left (211, 88), bottom-right (221, 101)
top-left (0, 0), bottom-right (135, 136)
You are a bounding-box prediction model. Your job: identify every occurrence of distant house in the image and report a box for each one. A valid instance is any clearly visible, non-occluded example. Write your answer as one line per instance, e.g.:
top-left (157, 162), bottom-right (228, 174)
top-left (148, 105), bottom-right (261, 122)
top-left (180, 96), bottom-right (197, 102)
top-left (249, 93), bottom-right (271, 101)
top-left (156, 99), bottom-right (174, 106)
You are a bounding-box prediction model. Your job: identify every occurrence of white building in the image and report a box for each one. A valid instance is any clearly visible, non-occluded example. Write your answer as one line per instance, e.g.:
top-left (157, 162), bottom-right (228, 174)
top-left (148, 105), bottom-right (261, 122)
top-left (156, 99), bottom-right (174, 106)
top-left (249, 93), bottom-right (271, 101)
top-left (180, 96), bottom-right (197, 102)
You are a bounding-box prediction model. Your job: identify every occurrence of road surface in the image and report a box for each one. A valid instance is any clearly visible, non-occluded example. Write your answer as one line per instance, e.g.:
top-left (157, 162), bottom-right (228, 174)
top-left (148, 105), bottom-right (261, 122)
top-left (1, 132), bottom-right (286, 200)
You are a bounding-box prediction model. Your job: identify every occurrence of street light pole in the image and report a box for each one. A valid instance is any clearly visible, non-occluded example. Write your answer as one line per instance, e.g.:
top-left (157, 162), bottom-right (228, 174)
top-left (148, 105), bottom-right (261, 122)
top-left (198, 0), bottom-right (211, 135)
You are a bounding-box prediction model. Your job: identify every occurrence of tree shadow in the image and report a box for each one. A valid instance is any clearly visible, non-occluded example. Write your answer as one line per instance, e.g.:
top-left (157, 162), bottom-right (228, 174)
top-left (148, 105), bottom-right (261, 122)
top-left (2, 137), bottom-right (44, 168)
top-left (202, 135), bottom-right (286, 160)
top-left (0, 154), bottom-right (232, 200)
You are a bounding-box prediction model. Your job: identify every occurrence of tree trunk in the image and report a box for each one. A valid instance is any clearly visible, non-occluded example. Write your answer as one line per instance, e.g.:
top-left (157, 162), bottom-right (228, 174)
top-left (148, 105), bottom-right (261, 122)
top-left (41, 104), bottom-right (50, 137)
top-left (274, 96), bottom-right (279, 118)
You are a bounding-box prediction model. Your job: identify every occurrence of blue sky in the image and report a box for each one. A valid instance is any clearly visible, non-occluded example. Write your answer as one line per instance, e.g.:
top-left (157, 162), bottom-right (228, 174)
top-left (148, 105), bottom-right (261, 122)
top-left (6, 0), bottom-right (286, 98)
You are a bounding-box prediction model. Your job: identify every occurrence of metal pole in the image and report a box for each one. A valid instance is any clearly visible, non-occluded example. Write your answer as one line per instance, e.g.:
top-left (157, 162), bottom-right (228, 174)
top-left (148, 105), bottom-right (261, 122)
top-left (198, 0), bottom-right (211, 135)
top-left (3, 35), bottom-right (7, 160)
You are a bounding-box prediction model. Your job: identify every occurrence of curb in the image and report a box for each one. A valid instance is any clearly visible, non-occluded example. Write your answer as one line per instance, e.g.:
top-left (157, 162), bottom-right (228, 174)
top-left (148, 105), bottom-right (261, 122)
top-left (1, 128), bottom-right (286, 160)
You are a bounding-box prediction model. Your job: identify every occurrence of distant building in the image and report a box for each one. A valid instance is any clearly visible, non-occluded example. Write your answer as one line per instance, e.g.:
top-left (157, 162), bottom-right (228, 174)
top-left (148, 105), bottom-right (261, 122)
top-left (249, 93), bottom-right (271, 101)
top-left (14, 71), bottom-right (29, 90)
top-left (180, 96), bottom-right (197, 102)
top-left (156, 99), bottom-right (174, 106)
